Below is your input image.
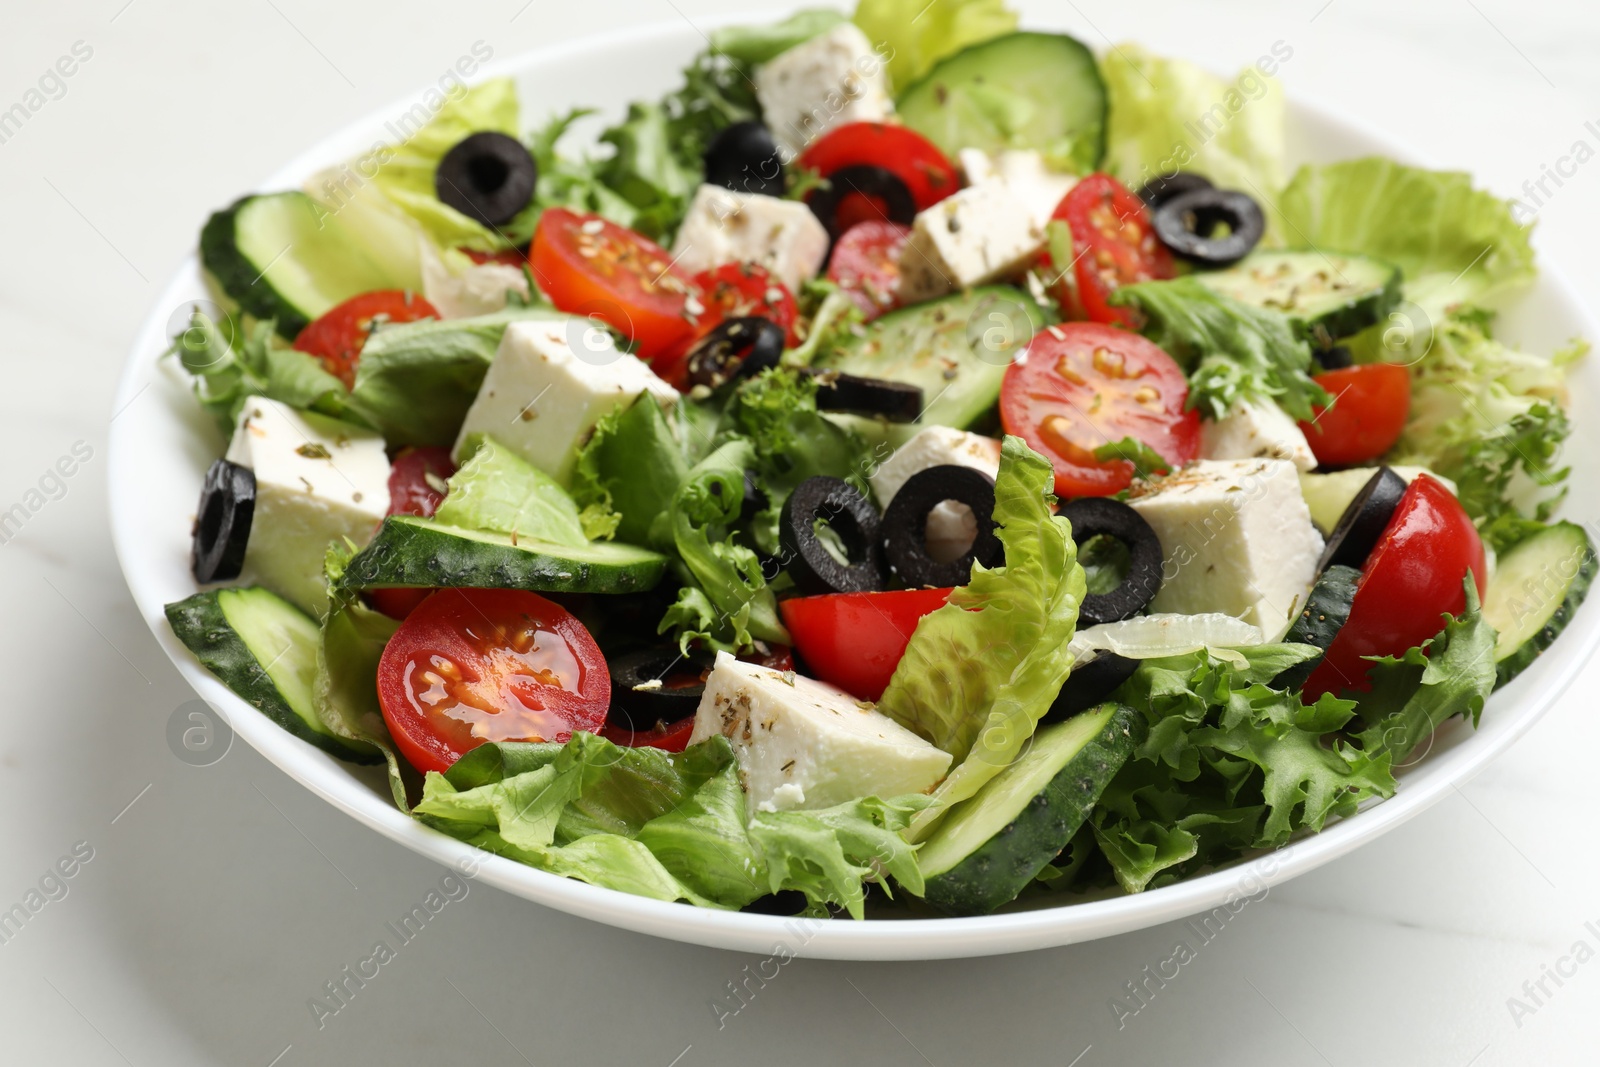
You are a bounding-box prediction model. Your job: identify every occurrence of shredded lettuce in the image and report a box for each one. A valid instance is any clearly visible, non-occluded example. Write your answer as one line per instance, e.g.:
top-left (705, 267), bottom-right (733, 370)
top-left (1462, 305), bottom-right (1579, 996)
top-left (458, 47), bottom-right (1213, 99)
top-left (1100, 44), bottom-right (1288, 197)
top-left (1112, 277), bottom-right (1328, 420)
top-left (853, 0), bottom-right (1017, 91)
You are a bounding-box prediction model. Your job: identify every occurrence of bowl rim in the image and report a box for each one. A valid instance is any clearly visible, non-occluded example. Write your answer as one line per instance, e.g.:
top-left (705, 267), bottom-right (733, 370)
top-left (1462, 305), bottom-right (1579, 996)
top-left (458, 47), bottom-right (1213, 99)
top-left (108, 13), bottom-right (1600, 961)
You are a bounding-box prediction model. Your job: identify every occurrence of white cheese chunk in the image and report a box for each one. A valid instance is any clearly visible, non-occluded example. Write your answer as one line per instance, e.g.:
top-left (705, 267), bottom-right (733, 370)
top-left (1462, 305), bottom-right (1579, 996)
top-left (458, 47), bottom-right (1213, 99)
top-left (755, 23), bottom-right (894, 158)
top-left (670, 185), bottom-right (830, 292)
top-left (225, 396), bottom-right (390, 615)
top-left (1128, 459), bottom-right (1324, 639)
top-left (452, 319), bottom-right (677, 485)
top-left (1201, 398), bottom-right (1317, 472)
top-left (869, 427), bottom-right (1002, 562)
top-left (689, 652), bottom-right (951, 816)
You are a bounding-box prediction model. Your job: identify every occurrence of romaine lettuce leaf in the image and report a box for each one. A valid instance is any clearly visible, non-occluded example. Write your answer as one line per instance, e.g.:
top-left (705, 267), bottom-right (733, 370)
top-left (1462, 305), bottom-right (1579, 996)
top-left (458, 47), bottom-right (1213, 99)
top-left (433, 436), bottom-right (589, 546)
top-left (876, 437), bottom-right (1086, 837)
top-left (1100, 44), bottom-right (1287, 197)
top-left (853, 0), bottom-right (1017, 91)
top-left (1112, 277), bottom-right (1328, 420)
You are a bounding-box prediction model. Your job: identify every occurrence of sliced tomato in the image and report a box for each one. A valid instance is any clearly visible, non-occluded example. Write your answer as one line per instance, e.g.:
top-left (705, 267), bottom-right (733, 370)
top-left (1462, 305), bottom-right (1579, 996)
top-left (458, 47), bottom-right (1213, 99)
top-left (293, 290), bottom-right (439, 390)
top-left (376, 588), bottom-right (610, 774)
top-left (1049, 173), bottom-right (1174, 328)
top-left (691, 263), bottom-right (801, 347)
top-left (530, 208), bottom-right (698, 375)
top-left (827, 221), bottom-right (910, 321)
top-left (1298, 363), bottom-right (1412, 467)
top-left (600, 716), bottom-right (697, 752)
top-left (367, 446), bottom-right (458, 620)
top-left (780, 588), bottom-right (953, 701)
top-left (1001, 322), bottom-right (1200, 498)
top-left (798, 122), bottom-right (960, 212)
top-left (1302, 475), bottom-right (1487, 700)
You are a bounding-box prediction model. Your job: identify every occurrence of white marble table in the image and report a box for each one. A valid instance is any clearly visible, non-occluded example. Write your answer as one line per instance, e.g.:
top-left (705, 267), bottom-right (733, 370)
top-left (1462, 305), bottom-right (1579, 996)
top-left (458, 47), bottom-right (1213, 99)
top-left (3, 1), bottom-right (1597, 1062)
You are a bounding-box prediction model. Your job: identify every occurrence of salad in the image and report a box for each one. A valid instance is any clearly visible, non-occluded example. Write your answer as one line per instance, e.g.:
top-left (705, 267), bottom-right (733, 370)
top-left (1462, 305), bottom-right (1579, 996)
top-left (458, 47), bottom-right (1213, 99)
top-left (163, 1), bottom-right (1592, 919)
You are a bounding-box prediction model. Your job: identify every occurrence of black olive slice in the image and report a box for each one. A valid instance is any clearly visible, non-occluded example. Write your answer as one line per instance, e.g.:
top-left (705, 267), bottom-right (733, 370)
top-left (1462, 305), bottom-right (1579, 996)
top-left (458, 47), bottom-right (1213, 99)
top-left (435, 131), bottom-right (539, 227)
top-left (806, 165), bottom-right (916, 244)
top-left (1151, 187), bottom-right (1265, 267)
top-left (1318, 467), bottom-right (1408, 573)
top-left (882, 466), bottom-right (1002, 589)
top-left (779, 477), bottom-right (885, 596)
top-left (1040, 652), bottom-right (1140, 724)
top-left (808, 370), bottom-right (923, 422)
top-left (1135, 171), bottom-right (1213, 211)
top-left (704, 120), bottom-right (786, 198)
top-left (606, 647), bottom-right (715, 732)
top-left (685, 317), bottom-right (786, 389)
top-left (1059, 498), bottom-right (1163, 625)
top-left (1313, 344), bottom-right (1354, 371)
top-left (192, 458), bottom-right (255, 584)
top-left (742, 889), bottom-right (809, 915)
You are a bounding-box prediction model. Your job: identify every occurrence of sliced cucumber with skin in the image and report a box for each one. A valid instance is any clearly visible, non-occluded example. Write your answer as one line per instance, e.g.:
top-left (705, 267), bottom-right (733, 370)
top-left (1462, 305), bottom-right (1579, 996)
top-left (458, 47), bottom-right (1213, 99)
top-left (338, 516), bottom-right (670, 595)
top-left (1482, 522), bottom-right (1596, 686)
top-left (818, 287), bottom-right (1044, 430)
top-left (1274, 565), bottom-right (1360, 690)
top-left (200, 192), bottom-right (406, 339)
top-left (165, 587), bottom-right (378, 762)
top-left (896, 32), bottom-right (1107, 173)
top-left (1195, 250), bottom-right (1401, 344)
top-left (918, 704), bottom-right (1142, 915)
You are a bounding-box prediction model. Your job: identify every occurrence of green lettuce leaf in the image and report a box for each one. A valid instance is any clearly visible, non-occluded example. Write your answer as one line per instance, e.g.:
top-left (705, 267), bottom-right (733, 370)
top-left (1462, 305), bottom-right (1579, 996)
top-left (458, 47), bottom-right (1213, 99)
top-left (711, 8), bottom-right (847, 64)
top-left (853, 0), bottom-right (1017, 91)
top-left (1100, 44), bottom-right (1287, 197)
top-left (170, 311), bottom-right (353, 435)
top-left (433, 435), bottom-right (589, 547)
top-left (876, 437), bottom-right (1086, 837)
top-left (571, 394), bottom-right (714, 549)
top-left (1112, 277), bottom-right (1328, 420)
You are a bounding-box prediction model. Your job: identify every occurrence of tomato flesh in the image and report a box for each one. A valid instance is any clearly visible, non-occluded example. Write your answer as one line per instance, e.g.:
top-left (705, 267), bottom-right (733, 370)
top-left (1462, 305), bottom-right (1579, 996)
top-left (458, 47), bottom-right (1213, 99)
top-left (1298, 363), bottom-right (1412, 467)
top-left (1302, 475), bottom-right (1487, 699)
top-left (376, 589), bottom-right (610, 774)
top-left (827, 221), bottom-right (910, 321)
top-left (780, 588), bottom-right (953, 701)
top-left (293, 290), bottom-right (439, 390)
top-left (798, 122), bottom-right (960, 211)
top-left (1000, 322), bottom-right (1200, 498)
top-left (601, 716), bottom-right (697, 753)
top-left (530, 208), bottom-right (698, 374)
top-left (691, 263), bottom-right (801, 347)
top-left (1050, 173), bottom-right (1174, 328)
top-left (366, 446), bottom-right (457, 621)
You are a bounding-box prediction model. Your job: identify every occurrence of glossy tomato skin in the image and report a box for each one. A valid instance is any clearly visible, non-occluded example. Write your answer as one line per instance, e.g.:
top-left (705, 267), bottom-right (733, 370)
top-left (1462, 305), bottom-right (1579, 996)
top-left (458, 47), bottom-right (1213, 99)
top-left (600, 716), bottom-right (697, 752)
top-left (376, 589), bottom-right (610, 774)
top-left (798, 122), bottom-right (959, 211)
top-left (1051, 174), bottom-right (1174, 328)
top-left (293, 290), bottom-right (439, 389)
top-left (1298, 363), bottom-right (1411, 467)
top-left (367, 446), bottom-right (458, 620)
top-left (1302, 475), bottom-right (1487, 699)
top-left (827, 220), bottom-right (910, 321)
top-left (530, 208), bottom-right (698, 374)
top-left (1001, 322), bottom-right (1200, 498)
top-left (780, 588), bottom-right (953, 701)
top-left (690, 263), bottom-right (801, 347)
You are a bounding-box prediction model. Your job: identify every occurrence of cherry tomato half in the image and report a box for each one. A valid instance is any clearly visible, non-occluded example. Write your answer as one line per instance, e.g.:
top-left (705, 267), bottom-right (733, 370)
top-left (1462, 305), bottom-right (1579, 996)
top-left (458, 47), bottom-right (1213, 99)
top-left (293, 290), bottom-right (439, 390)
top-left (600, 716), bottom-right (697, 753)
top-left (1302, 475), bottom-right (1487, 699)
top-left (1049, 173), bottom-right (1174, 328)
top-left (366, 446), bottom-right (458, 621)
top-left (691, 263), bottom-right (801, 348)
top-left (1298, 363), bottom-right (1412, 467)
top-left (798, 122), bottom-right (960, 213)
top-left (1000, 322), bottom-right (1200, 498)
top-left (530, 208), bottom-right (698, 375)
top-left (376, 588), bottom-right (611, 774)
top-left (827, 220), bottom-right (910, 321)
top-left (780, 587), bottom-right (953, 701)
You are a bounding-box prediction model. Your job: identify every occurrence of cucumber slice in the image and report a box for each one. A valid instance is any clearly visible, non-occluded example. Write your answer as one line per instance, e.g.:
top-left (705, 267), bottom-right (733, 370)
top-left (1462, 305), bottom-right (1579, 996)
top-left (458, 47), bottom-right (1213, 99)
top-left (1482, 522), bottom-right (1596, 686)
top-left (1195, 250), bottom-right (1401, 344)
top-left (919, 704), bottom-right (1141, 915)
top-left (200, 192), bottom-right (405, 339)
top-left (165, 587), bottom-right (378, 762)
top-left (817, 287), bottom-right (1043, 430)
top-left (338, 516), bottom-right (670, 595)
top-left (1274, 564), bottom-right (1360, 690)
top-left (896, 32), bottom-right (1107, 173)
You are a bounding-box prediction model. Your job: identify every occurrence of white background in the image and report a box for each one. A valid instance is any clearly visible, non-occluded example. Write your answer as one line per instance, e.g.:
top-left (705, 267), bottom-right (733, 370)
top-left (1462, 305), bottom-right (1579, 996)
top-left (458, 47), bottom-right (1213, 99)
top-left (3, 1), bottom-right (1599, 1063)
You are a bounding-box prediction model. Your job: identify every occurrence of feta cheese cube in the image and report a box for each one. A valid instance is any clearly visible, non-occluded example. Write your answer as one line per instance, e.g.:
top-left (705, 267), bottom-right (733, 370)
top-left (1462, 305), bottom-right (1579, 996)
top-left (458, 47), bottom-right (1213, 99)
top-left (755, 23), bottom-right (894, 158)
top-left (689, 652), bottom-right (951, 816)
top-left (225, 397), bottom-right (390, 615)
top-left (1128, 459), bottom-right (1324, 638)
top-left (869, 427), bottom-right (1002, 562)
top-left (670, 185), bottom-right (830, 292)
top-left (1201, 398), bottom-right (1317, 471)
top-left (452, 319), bottom-right (677, 485)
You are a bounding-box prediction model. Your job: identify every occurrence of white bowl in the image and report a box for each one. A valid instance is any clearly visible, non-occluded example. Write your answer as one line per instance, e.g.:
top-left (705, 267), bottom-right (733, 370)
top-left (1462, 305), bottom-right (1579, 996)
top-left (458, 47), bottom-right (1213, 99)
top-left (109, 18), bottom-right (1600, 960)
